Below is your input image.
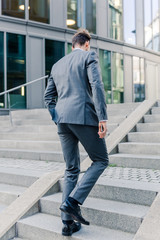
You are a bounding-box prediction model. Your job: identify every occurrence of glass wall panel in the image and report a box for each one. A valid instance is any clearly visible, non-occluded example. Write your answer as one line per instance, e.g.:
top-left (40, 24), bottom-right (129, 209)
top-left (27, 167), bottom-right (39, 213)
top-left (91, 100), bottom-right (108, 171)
top-left (7, 33), bottom-right (26, 109)
top-left (67, 0), bottom-right (96, 33)
top-left (99, 50), bottom-right (112, 104)
top-left (2, 0), bottom-right (25, 19)
top-left (152, 0), bottom-right (160, 51)
top-left (109, 0), bottom-right (123, 41)
top-left (45, 40), bottom-right (65, 77)
top-left (144, 0), bottom-right (152, 49)
top-left (67, 43), bottom-right (72, 54)
top-left (29, 0), bottom-right (50, 24)
top-left (112, 52), bottom-right (124, 103)
top-left (67, 0), bottom-right (80, 29)
top-left (0, 32), bottom-right (4, 108)
top-left (86, 0), bottom-right (96, 34)
top-left (133, 57), bottom-right (145, 102)
top-left (123, 0), bottom-right (136, 44)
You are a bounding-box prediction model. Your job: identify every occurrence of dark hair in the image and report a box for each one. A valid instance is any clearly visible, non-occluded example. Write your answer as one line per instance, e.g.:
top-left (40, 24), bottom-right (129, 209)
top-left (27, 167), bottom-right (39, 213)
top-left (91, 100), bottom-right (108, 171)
top-left (72, 29), bottom-right (91, 48)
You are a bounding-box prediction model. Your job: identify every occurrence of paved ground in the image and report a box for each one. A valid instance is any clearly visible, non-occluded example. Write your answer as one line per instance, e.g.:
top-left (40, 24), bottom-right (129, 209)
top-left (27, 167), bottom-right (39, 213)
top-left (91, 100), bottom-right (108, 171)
top-left (0, 158), bottom-right (64, 172)
top-left (1, 158), bottom-right (160, 184)
top-left (101, 167), bottom-right (160, 183)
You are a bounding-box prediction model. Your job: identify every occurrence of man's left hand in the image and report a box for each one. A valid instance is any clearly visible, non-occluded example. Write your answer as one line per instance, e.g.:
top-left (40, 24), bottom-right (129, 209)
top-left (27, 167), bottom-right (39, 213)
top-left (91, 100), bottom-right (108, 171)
top-left (98, 121), bottom-right (107, 139)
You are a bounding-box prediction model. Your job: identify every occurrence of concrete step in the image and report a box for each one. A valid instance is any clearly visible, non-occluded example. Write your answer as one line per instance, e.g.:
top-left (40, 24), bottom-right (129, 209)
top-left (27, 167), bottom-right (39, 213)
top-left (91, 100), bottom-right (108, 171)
top-left (12, 116), bottom-right (124, 126)
top-left (0, 149), bottom-right (87, 162)
top-left (136, 123), bottom-right (160, 132)
top-left (144, 114), bottom-right (160, 123)
top-left (0, 123), bottom-right (117, 135)
top-left (17, 213), bottom-right (134, 240)
top-left (0, 140), bottom-right (86, 153)
top-left (119, 142), bottom-right (160, 155)
top-left (13, 238), bottom-right (28, 240)
top-left (13, 119), bottom-right (54, 126)
top-left (108, 115), bottom-right (126, 124)
top-left (11, 109), bottom-right (50, 119)
top-left (107, 103), bottom-right (140, 116)
top-left (40, 192), bottom-right (149, 233)
top-left (0, 166), bottom-right (42, 187)
top-left (128, 132), bottom-right (160, 143)
top-left (107, 102), bottom-right (140, 111)
top-left (0, 132), bottom-right (59, 141)
top-left (0, 115), bottom-right (10, 120)
top-left (0, 120), bottom-right (11, 127)
top-left (0, 183), bottom-right (26, 205)
top-left (151, 107), bottom-right (160, 114)
top-left (0, 132), bottom-right (111, 141)
top-left (2, 125), bottom-right (57, 133)
top-left (59, 177), bottom-right (157, 206)
top-left (109, 153), bottom-right (160, 170)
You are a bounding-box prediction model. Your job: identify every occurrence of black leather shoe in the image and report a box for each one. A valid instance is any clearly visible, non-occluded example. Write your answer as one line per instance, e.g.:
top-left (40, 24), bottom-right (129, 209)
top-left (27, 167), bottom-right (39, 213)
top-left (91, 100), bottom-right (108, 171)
top-left (62, 221), bottom-right (81, 236)
top-left (60, 200), bottom-right (90, 225)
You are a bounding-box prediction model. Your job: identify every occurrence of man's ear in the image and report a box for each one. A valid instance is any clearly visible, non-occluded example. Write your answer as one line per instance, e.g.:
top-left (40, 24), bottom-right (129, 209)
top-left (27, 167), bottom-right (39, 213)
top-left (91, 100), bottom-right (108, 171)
top-left (85, 41), bottom-right (90, 51)
top-left (72, 46), bottom-right (74, 51)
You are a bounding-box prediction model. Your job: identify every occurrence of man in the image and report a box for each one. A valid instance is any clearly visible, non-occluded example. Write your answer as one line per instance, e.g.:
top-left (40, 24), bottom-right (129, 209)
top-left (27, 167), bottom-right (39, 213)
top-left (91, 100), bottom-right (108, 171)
top-left (44, 29), bottom-right (109, 236)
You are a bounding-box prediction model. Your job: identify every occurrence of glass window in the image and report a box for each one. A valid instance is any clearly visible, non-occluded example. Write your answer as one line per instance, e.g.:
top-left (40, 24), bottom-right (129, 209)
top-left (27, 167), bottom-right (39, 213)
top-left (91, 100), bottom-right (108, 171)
top-left (133, 57), bottom-right (145, 102)
top-left (112, 52), bottom-right (124, 103)
top-left (0, 32), bottom-right (4, 108)
top-left (109, 0), bottom-right (123, 41)
top-left (67, 0), bottom-right (96, 33)
top-left (7, 33), bottom-right (26, 109)
top-left (2, 0), bottom-right (25, 19)
top-left (123, 0), bottom-right (136, 44)
top-left (85, 0), bottom-right (96, 34)
top-left (152, 0), bottom-right (160, 51)
top-left (67, 0), bottom-right (81, 29)
top-left (144, 0), bottom-right (152, 49)
top-left (99, 49), bottom-right (112, 104)
top-left (45, 40), bottom-right (65, 77)
top-left (29, 0), bottom-right (50, 24)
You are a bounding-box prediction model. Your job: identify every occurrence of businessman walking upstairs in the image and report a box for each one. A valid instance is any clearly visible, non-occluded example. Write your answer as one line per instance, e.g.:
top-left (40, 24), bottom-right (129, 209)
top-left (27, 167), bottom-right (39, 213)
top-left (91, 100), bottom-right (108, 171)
top-left (44, 29), bottom-right (109, 236)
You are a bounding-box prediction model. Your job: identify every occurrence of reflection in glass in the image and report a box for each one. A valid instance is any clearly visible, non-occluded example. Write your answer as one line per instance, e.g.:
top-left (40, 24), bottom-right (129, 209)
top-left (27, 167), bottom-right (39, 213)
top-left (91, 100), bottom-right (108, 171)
top-left (99, 50), bottom-right (112, 104)
top-left (0, 32), bottom-right (4, 108)
top-left (144, 0), bottom-right (152, 49)
top-left (109, 0), bottom-right (123, 41)
top-left (29, 0), bottom-right (50, 24)
top-left (67, 43), bottom-right (72, 54)
top-left (2, 0), bottom-right (25, 19)
top-left (112, 52), bottom-right (124, 103)
top-left (152, 0), bottom-right (160, 51)
top-left (45, 40), bottom-right (65, 78)
top-left (67, 0), bottom-right (80, 29)
top-left (7, 33), bottom-right (26, 109)
top-left (86, 0), bottom-right (96, 33)
top-left (123, 0), bottom-right (136, 44)
top-left (133, 57), bottom-right (145, 102)
top-left (67, 0), bottom-right (96, 33)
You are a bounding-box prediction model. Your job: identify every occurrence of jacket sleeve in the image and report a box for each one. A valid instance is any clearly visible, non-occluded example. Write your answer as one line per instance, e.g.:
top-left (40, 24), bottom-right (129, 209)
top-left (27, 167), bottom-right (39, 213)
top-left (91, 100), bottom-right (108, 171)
top-left (86, 51), bottom-right (108, 122)
top-left (44, 74), bottom-right (58, 117)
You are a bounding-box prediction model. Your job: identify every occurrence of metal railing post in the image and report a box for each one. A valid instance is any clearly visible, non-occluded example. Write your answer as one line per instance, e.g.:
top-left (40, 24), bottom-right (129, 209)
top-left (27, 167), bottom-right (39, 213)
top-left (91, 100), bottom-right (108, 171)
top-left (7, 93), bottom-right (13, 126)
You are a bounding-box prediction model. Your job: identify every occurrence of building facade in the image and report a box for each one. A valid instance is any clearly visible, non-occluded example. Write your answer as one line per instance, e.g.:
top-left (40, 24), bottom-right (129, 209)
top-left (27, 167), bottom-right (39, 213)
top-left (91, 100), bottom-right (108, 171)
top-left (0, 0), bottom-right (160, 109)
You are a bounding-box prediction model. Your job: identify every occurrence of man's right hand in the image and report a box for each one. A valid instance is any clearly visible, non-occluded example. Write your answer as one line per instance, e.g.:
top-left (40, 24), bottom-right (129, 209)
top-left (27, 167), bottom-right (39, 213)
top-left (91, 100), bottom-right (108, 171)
top-left (98, 121), bottom-right (107, 139)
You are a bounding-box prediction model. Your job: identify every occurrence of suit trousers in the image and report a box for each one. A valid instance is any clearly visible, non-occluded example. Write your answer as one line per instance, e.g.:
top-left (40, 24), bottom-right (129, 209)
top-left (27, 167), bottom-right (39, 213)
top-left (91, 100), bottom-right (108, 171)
top-left (57, 123), bottom-right (109, 221)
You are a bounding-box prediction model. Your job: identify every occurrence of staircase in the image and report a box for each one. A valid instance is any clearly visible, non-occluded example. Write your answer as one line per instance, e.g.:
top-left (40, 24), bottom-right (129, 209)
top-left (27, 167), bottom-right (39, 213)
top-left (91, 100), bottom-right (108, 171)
top-left (0, 101), bottom-right (160, 240)
top-left (110, 101), bottom-right (160, 169)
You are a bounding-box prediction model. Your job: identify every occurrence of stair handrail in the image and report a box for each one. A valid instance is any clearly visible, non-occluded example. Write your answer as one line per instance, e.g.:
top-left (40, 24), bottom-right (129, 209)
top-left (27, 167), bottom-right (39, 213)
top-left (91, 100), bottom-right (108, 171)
top-left (0, 75), bottom-right (49, 126)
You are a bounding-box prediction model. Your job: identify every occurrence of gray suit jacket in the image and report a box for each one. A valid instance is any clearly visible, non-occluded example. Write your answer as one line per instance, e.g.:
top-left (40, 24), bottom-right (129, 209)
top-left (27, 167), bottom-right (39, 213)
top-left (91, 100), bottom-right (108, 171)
top-left (44, 49), bottom-right (108, 126)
